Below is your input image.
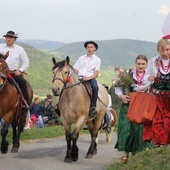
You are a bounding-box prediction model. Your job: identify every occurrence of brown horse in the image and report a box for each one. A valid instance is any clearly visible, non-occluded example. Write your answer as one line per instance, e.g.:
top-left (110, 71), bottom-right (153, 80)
top-left (0, 52), bottom-right (33, 154)
top-left (52, 56), bottom-right (109, 163)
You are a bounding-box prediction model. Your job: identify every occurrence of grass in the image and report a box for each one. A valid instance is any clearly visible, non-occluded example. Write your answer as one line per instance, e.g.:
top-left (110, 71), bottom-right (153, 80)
top-left (106, 146), bottom-right (170, 170)
top-left (0, 125), bottom-right (90, 145)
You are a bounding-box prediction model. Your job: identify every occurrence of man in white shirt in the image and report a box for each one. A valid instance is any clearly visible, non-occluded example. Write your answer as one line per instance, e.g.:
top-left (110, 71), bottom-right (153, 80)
top-left (73, 41), bottom-right (101, 118)
top-left (0, 31), bottom-right (29, 108)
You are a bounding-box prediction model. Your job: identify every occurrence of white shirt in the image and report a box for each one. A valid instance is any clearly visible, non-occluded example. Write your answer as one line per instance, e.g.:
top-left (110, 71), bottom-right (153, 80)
top-left (0, 43), bottom-right (29, 72)
top-left (73, 54), bottom-right (101, 77)
top-left (147, 55), bottom-right (170, 75)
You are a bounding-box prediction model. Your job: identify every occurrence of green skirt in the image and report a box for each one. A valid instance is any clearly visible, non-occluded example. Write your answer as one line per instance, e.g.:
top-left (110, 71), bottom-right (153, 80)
top-left (115, 103), bottom-right (153, 155)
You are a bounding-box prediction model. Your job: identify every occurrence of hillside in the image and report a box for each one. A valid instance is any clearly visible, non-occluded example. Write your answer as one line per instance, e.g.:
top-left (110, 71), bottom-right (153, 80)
top-left (20, 39), bottom-right (66, 50)
top-left (0, 38), bottom-right (158, 95)
top-left (55, 39), bottom-right (157, 67)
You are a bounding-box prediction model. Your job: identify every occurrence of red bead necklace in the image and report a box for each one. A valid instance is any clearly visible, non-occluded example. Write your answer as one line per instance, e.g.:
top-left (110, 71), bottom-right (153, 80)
top-left (136, 70), bottom-right (145, 85)
top-left (160, 59), bottom-right (170, 73)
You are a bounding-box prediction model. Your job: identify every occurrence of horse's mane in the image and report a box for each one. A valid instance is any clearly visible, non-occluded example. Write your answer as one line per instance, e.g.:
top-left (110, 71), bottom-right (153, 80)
top-left (52, 60), bottom-right (75, 73)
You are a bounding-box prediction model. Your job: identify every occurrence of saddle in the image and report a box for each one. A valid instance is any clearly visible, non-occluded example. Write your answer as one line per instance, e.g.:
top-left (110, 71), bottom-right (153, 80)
top-left (80, 80), bottom-right (93, 106)
top-left (8, 73), bottom-right (29, 109)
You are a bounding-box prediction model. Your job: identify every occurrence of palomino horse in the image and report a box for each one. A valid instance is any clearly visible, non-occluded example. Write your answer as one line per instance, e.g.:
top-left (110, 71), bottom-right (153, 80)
top-left (96, 108), bottom-right (117, 144)
top-left (0, 52), bottom-right (33, 154)
top-left (52, 56), bottom-right (109, 163)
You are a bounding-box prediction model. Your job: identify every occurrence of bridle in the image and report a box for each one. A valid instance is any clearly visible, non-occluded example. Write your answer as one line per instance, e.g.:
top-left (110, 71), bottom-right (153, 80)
top-left (52, 66), bottom-right (81, 91)
top-left (52, 66), bottom-right (69, 86)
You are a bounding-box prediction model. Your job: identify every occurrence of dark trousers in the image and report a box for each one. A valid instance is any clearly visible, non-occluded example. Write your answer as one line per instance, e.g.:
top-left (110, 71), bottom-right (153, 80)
top-left (12, 75), bottom-right (29, 103)
top-left (87, 79), bottom-right (98, 107)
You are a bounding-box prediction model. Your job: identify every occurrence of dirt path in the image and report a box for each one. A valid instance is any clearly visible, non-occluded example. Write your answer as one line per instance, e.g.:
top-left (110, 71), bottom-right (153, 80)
top-left (0, 132), bottom-right (122, 170)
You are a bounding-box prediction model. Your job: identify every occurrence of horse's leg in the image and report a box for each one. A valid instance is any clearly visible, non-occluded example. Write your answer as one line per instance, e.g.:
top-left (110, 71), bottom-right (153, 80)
top-left (60, 117), bottom-right (72, 163)
top-left (85, 121), bottom-right (98, 159)
top-left (11, 117), bottom-right (19, 152)
top-left (64, 129), bottom-right (72, 163)
top-left (86, 132), bottom-right (98, 159)
top-left (1, 122), bottom-right (10, 154)
top-left (71, 116), bottom-right (87, 161)
top-left (106, 121), bottom-right (115, 143)
top-left (11, 110), bottom-right (26, 153)
top-left (71, 131), bottom-right (79, 162)
top-left (96, 130), bottom-right (100, 144)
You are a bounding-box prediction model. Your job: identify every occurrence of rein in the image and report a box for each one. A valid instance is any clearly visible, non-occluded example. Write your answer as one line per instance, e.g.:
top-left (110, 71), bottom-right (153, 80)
top-left (0, 71), bottom-right (8, 91)
top-left (0, 78), bottom-right (7, 91)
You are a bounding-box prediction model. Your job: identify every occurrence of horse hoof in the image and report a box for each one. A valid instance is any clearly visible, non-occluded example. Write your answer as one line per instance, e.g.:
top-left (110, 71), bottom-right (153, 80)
top-left (85, 154), bottom-right (93, 159)
top-left (106, 139), bottom-right (111, 143)
top-left (71, 156), bottom-right (78, 162)
top-left (64, 158), bottom-right (72, 163)
top-left (93, 149), bottom-right (97, 155)
top-left (11, 147), bottom-right (18, 153)
top-left (1, 148), bottom-right (8, 154)
top-left (1, 144), bottom-right (8, 154)
top-left (1, 149), bottom-right (8, 154)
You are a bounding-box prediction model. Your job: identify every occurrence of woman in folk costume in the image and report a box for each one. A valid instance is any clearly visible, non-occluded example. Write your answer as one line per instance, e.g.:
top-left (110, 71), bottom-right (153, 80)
top-left (114, 55), bottom-right (153, 164)
top-left (143, 39), bottom-right (170, 146)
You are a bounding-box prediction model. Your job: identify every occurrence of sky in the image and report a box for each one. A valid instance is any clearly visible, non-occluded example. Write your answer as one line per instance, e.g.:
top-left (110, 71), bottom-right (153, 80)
top-left (1, 0), bottom-right (170, 43)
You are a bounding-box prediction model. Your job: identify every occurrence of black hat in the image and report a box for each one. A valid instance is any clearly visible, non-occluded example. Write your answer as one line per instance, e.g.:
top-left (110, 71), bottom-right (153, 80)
top-left (3, 31), bottom-right (18, 38)
top-left (44, 98), bottom-right (51, 102)
top-left (84, 41), bottom-right (98, 51)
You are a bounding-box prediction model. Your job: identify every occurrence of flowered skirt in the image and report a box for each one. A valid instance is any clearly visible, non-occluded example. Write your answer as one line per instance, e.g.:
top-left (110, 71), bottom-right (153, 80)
top-left (115, 103), bottom-right (153, 155)
top-left (143, 95), bottom-right (170, 145)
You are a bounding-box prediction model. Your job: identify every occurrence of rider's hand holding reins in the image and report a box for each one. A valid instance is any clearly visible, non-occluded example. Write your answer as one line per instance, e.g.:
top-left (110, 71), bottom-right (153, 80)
top-left (14, 70), bottom-right (21, 76)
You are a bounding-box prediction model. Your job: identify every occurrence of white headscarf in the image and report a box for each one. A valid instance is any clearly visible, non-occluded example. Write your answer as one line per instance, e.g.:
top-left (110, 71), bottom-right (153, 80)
top-left (162, 11), bottom-right (170, 39)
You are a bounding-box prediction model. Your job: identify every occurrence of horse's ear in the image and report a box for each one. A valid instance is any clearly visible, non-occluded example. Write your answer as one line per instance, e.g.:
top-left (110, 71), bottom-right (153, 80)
top-left (52, 57), bottom-right (56, 65)
top-left (65, 56), bottom-right (70, 65)
top-left (3, 51), bottom-right (9, 60)
top-left (0, 51), bottom-right (9, 60)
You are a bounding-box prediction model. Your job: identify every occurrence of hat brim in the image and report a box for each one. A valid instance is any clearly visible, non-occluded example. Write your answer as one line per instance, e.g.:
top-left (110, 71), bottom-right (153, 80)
top-left (3, 34), bottom-right (18, 38)
top-left (84, 41), bottom-right (98, 51)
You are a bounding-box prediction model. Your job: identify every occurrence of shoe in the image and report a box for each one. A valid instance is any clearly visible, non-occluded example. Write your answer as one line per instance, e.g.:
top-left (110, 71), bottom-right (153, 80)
top-left (90, 107), bottom-right (97, 114)
top-left (24, 126), bottom-right (30, 130)
top-left (120, 156), bottom-right (128, 164)
top-left (88, 107), bottom-right (98, 120)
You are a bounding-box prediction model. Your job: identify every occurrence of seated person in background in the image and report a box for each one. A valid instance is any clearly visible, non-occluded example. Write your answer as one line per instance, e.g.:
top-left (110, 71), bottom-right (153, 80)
top-left (38, 98), bottom-right (53, 128)
top-left (30, 97), bottom-right (40, 123)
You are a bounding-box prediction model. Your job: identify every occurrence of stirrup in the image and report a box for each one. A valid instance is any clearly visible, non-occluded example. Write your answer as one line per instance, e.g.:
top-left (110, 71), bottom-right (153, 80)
top-left (22, 99), bottom-right (29, 109)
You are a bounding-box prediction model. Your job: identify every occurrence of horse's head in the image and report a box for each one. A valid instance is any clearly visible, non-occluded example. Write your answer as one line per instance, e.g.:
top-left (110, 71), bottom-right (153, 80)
top-left (52, 56), bottom-right (71, 96)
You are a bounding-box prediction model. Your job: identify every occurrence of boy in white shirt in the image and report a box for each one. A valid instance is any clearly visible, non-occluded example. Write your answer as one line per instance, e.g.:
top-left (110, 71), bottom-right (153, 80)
top-left (74, 41), bottom-right (101, 118)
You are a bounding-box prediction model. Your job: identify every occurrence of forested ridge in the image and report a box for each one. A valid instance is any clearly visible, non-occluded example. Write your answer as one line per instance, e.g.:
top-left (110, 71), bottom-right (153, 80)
top-left (0, 38), bottom-right (157, 99)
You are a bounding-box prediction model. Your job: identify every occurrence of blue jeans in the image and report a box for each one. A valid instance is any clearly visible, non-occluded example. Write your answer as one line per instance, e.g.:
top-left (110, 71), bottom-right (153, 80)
top-left (38, 115), bottom-right (48, 128)
top-left (87, 79), bottom-right (98, 107)
top-left (0, 119), bottom-right (4, 127)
